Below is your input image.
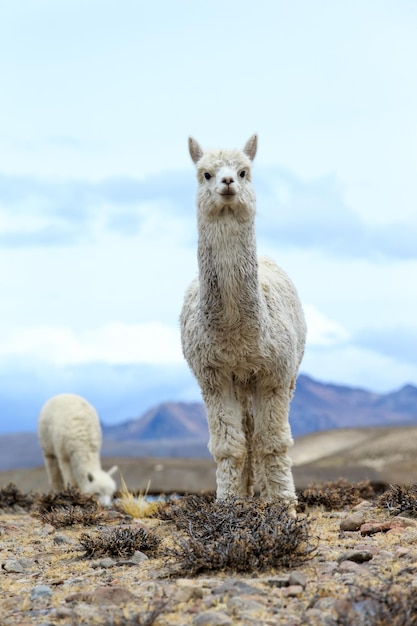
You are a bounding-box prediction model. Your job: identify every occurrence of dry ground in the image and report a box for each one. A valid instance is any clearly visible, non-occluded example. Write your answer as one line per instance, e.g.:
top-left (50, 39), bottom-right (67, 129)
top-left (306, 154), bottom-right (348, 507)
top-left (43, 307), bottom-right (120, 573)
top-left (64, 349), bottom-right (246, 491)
top-left (2, 481), bottom-right (417, 625)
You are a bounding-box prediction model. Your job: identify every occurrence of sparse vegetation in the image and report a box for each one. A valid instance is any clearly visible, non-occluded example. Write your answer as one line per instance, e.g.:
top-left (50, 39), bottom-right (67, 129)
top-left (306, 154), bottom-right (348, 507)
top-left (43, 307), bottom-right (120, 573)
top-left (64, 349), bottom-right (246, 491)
top-left (116, 476), bottom-right (161, 518)
top-left (36, 485), bottom-right (100, 514)
top-left (297, 478), bottom-right (375, 511)
top-left (0, 482), bottom-right (36, 511)
top-left (378, 483), bottom-right (417, 517)
top-left (79, 526), bottom-right (161, 559)
top-left (158, 494), bottom-right (315, 576)
top-left (39, 503), bottom-right (105, 528)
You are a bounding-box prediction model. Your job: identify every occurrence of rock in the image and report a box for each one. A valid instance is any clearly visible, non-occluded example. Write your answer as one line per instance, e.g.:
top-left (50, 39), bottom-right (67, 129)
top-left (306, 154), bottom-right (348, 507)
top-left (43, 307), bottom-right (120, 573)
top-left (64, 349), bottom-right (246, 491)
top-left (282, 584), bottom-right (304, 597)
top-left (227, 596), bottom-right (265, 612)
top-left (212, 580), bottom-right (262, 596)
top-left (38, 524), bottom-right (56, 536)
top-left (337, 550), bottom-right (373, 564)
top-left (340, 511), bottom-right (368, 531)
top-left (360, 520), bottom-right (404, 536)
top-left (130, 550), bottom-right (149, 563)
top-left (192, 611), bottom-right (233, 626)
top-left (31, 585), bottom-right (53, 600)
top-left (66, 586), bottom-right (138, 605)
top-left (92, 557), bottom-right (115, 569)
top-left (2, 559), bottom-right (24, 573)
top-left (54, 534), bottom-right (74, 545)
top-left (173, 584), bottom-right (204, 603)
top-left (352, 501), bottom-right (374, 511)
top-left (289, 570), bottom-right (307, 588)
top-left (338, 560), bottom-right (368, 573)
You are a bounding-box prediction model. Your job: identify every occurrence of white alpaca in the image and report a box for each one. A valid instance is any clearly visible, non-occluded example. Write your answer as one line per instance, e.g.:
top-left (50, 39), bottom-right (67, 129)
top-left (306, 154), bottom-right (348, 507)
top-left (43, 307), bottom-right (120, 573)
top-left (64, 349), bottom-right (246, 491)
top-left (38, 393), bottom-right (117, 505)
top-left (180, 135), bottom-right (306, 509)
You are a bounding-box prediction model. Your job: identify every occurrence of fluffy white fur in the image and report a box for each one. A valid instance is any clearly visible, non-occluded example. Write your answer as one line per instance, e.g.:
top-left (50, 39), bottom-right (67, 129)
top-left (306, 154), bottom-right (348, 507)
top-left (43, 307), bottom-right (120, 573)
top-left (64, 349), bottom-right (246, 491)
top-left (181, 135), bottom-right (306, 510)
top-left (38, 393), bottom-right (117, 505)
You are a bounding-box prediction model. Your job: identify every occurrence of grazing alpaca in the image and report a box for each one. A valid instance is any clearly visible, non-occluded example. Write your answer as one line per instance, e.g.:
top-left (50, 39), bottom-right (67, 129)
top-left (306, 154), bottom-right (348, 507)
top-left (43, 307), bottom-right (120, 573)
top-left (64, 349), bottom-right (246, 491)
top-left (38, 393), bottom-right (117, 506)
top-left (180, 135), bottom-right (306, 509)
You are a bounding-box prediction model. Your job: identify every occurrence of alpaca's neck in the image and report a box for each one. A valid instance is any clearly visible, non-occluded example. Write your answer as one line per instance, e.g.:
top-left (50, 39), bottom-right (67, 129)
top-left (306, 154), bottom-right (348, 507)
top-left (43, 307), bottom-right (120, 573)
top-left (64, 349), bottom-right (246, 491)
top-left (197, 213), bottom-right (263, 332)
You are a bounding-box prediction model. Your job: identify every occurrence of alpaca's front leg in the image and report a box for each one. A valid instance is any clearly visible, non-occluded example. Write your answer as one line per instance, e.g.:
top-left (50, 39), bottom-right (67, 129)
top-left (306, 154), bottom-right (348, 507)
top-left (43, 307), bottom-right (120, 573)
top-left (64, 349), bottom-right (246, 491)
top-left (43, 454), bottom-right (65, 490)
top-left (253, 385), bottom-right (297, 509)
top-left (203, 383), bottom-right (248, 499)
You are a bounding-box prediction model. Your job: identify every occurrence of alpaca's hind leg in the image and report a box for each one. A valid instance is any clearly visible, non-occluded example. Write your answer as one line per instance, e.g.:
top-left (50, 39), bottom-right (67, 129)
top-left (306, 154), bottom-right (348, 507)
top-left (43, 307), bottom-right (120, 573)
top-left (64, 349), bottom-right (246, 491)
top-left (203, 382), bottom-right (250, 499)
top-left (43, 454), bottom-right (65, 490)
top-left (58, 457), bottom-right (76, 488)
top-left (253, 384), bottom-right (297, 509)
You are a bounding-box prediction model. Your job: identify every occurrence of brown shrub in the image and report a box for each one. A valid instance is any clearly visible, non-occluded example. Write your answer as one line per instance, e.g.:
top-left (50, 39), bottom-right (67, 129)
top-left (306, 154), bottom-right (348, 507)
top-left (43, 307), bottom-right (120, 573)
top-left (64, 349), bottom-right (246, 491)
top-left (297, 479), bottom-right (374, 511)
top-left (79, 526), bottom-right (161, 559)
top-left (378, 483), bottom-right (417, 518)
top-left (0, 482), bottom-right (36, 512)
top-left (159, 495), bottom-right (315, 576)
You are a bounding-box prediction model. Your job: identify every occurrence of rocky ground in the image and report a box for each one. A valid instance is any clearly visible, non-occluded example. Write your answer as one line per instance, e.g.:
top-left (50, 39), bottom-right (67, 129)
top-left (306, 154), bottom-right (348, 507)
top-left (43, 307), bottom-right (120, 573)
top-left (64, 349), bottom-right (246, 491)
top-left (2, 481), bottom-right (417, 625)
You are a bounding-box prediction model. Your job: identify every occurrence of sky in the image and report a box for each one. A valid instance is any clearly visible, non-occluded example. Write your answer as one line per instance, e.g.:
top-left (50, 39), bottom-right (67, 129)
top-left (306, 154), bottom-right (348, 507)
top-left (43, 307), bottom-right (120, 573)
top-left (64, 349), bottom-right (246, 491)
top-left (0, 0), bottom-right (417, 433)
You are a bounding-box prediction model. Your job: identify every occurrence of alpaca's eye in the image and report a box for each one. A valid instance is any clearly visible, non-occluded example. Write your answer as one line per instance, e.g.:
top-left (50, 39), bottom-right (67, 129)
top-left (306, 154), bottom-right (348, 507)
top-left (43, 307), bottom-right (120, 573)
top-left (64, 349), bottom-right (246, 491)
top-left (239, 170), bottom-right (246, 178)
top-left (204, 172), bottom-right (212, 180)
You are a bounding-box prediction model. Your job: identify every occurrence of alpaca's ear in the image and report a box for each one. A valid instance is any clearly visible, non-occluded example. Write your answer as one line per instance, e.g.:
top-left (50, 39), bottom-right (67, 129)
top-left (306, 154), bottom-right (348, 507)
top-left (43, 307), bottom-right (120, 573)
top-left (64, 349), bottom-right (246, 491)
top-left (188, 137), bottom-right (203, 164)
top-left (243, 134), bottom-right (258, 161)
top-left (108, 465), bottom-right (118, 477)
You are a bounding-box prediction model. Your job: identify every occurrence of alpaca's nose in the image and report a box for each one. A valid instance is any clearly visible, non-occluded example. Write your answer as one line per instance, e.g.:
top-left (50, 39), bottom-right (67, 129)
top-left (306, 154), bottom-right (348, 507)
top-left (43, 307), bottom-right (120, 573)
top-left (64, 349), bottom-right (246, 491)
top-left (221, 175), bottom-right (234, 185)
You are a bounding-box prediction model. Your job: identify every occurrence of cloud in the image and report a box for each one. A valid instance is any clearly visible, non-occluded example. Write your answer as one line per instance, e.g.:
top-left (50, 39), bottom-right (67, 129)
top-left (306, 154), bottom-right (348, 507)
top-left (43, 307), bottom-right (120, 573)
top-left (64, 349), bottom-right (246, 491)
top-left (354, 326), bottom-right (417, 365)
top-left (304, 305), bottom-right (349, 347)
top-left (256, 168), bottom-right (417, 260)
top-left (0, 322), bottom-right (183, 366)
top-left (1, 166), bottom-right (416, 259)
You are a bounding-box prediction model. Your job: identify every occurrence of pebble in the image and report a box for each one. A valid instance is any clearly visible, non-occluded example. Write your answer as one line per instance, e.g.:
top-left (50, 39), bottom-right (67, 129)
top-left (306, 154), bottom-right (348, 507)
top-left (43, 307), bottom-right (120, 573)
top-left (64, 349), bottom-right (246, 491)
top-left (31, 585), bottom-right (53, 600)
top-left (173, 584), bottom-right (204, 603)
top-left (360, 520), bottom-right (404, 535)
top-left (340, 511), bottom-right (368, 531)
top-left (289, 570), bottom-right (307, 588)
top-left (91, 557), bottom-right (116, 569)
top-left (192, 611), bottom-right (233, 626)
top-left (66, 585), bottom-right (138, 605)
top-left (2, 559), bottom-right (24, 573)
top-left (337, 550), bottom-right (373, 564)
top-left (338, 560), bottom-right (368, 573)
top-left (227, 596), bottom-right (265, 612)
top-left (282, 584), bottom-right (304, 597)
top-left (213, 579), bottom-right (262, 596)
top-left (53, 534), bottom-right (74, 545)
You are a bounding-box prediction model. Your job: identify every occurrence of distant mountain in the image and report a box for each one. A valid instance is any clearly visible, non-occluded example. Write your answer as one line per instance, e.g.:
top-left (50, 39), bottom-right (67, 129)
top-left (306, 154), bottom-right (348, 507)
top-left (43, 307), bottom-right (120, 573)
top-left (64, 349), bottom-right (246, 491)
top-left (1, 375), bottom-right (417, 471)
top-left (290, 375), bottom-right (417, 436)
top-left (103, 402), bottom-right (208, 441)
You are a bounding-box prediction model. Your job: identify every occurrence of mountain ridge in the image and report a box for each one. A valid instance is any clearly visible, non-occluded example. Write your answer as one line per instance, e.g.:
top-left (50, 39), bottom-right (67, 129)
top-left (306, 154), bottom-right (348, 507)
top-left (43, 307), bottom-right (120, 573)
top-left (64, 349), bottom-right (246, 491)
top-left (1, 374), bottom-right (416, 470)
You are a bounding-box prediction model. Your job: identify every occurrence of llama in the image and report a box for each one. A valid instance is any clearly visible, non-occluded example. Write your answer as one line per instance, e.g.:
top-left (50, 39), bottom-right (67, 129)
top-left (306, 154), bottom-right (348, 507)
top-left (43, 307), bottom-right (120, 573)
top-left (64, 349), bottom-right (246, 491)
top-left (180, 135), bottom-right (306, 511)
top-left (38, 393), bottom-right (117, 505)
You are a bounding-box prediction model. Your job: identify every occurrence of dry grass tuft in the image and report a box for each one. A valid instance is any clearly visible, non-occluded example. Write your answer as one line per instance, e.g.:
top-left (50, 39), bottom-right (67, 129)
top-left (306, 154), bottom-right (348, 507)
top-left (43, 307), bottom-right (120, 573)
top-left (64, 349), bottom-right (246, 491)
top-left (36, 485), bottom-right (100, 514)
top-left (297, 478), bottom-right (374, 512)
top-left (38, 504), bottom-right (105, 528)
top-left (116, 476), bottom-right (161, 518)
top-left (0, 482), bottom-right (36, 512)
top-left (158, 495), bottom-right (315, 576)
top-left (378, 483), bottom-right (417, 518)
top-left (79, 526), bottom-right (161, 559)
